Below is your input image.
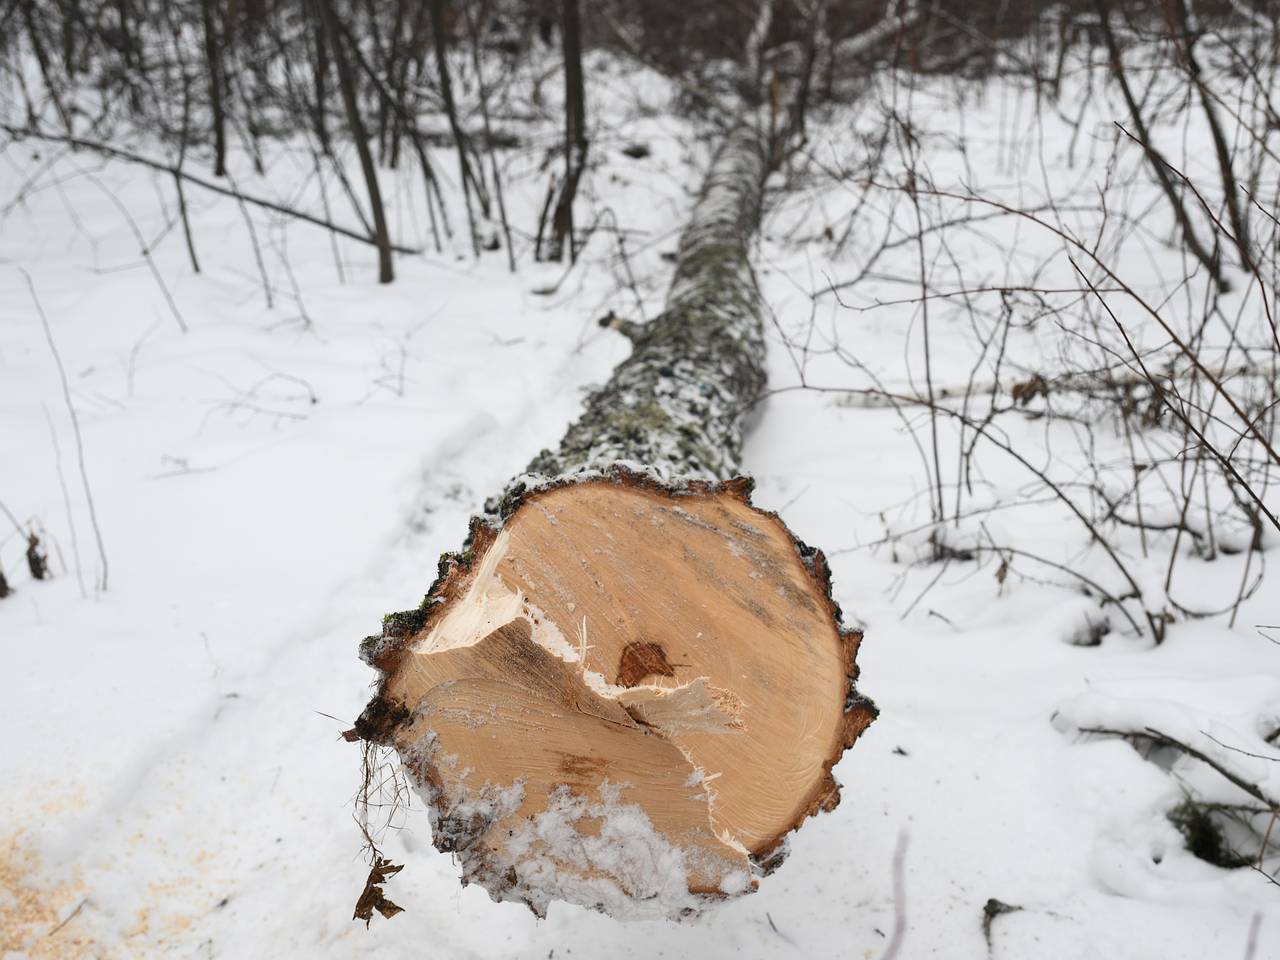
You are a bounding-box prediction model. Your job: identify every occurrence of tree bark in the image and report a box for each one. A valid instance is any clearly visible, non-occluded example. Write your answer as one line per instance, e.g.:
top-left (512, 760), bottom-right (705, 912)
top-left (352, 122), bottom-right (876, 919)
top-left (527, 125), bottom-right (767, 482)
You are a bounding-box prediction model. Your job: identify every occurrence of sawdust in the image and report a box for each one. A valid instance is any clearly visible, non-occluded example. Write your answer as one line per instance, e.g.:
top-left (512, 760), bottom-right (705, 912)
top-left (1, 830), bottom-right (216, 958)
top-left (0, 831), bottom-right (96, 959)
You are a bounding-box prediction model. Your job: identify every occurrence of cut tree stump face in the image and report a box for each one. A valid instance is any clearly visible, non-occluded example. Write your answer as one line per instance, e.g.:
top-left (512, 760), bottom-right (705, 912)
top-left (364, 475), bottom-right (872, 919)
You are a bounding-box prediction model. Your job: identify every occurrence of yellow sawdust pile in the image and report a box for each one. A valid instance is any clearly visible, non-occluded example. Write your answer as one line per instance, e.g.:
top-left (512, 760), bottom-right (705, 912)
top-left (0, 832), bottom-right (96, 959)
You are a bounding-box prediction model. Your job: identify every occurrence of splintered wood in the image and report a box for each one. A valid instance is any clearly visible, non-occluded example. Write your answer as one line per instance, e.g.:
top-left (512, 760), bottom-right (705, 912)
top-left (361, 476), bottom-right (874, 919)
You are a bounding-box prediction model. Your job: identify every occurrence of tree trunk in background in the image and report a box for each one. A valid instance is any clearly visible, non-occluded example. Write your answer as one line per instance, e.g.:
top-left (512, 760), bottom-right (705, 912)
top-left (1093, 0), bottom-right (1221, 283)
top-left (428, 0), bottom-right (484, 254)
top-left (21, 0), bottom-right (73, 135)
top-left (115, 0), bottom-right (144, 111)
top-left (352, 123), bottom-right (876, 919)
top-left (308, 1), bottom-right (332, 154)
top-left (60, 0), bottom-right (82, 78)
top-left (547, 0), bottom-right (587, 262)
top-left (199, 0), bottom-right (227, 176)
top-left (318, 0), bottom-right (394, 283)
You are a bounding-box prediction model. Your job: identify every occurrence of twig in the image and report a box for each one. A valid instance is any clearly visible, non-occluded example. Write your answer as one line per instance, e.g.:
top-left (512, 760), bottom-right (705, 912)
top-left (880, 830), bottom-right (909, 960)
top-left (23, 270), bottom-right (109, 592)
top-left (42, 405), bottom-right (86, 599)
top-left (47, 897), bottom-right (87, 937)
top-left (224, 166), bottom-right (274, 309)
top-left (74, 166), bottom-right (188, 332)
top-left (1081, 725), bottom-right (1277, 806)
top-left (1243, 912), bottom-right (1262, 960)
top-left (1200, 731), bottom-right (1280, 764)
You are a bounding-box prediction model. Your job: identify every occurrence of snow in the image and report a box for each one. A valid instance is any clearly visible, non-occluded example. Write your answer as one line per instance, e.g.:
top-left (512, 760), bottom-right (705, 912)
top-left (3, 42), bottom-right (1280, 960)
top-left (499, 782), bottom-right (706, 921)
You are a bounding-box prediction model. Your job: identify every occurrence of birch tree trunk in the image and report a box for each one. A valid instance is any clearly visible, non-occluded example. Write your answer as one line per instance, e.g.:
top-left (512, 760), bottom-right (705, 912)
top-left (352, 122), bottom-right (876, 920)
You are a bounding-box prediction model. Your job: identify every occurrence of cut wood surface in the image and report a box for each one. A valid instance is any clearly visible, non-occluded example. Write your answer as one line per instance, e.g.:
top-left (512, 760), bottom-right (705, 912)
top-left (354, 123), bottom-right (875, 919)
top-left (359, 472), bottom-right (872, 917)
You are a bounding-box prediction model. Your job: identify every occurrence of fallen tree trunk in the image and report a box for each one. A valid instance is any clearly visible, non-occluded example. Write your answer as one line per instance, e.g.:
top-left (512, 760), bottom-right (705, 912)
top-left (352, 123), bottom-right (876, 920)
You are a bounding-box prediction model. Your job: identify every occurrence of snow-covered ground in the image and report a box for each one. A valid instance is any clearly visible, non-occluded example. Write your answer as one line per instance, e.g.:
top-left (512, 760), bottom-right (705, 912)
top-left (3, 50), bottom-right (1279, 959)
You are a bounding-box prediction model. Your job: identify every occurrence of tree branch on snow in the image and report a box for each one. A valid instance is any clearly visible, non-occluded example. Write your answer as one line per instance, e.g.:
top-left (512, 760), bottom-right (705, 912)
top-left (0, 124), bottom-right (420, 257)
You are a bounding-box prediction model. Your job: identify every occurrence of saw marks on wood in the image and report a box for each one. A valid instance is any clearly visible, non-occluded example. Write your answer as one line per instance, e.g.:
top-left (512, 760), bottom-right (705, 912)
top-left (377, 477), bottom-right (869, 917)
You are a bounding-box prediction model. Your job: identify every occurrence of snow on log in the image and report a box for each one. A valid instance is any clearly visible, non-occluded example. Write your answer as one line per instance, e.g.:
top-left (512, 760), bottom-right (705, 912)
top-left (353, 125), bottom-right (876, 920)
